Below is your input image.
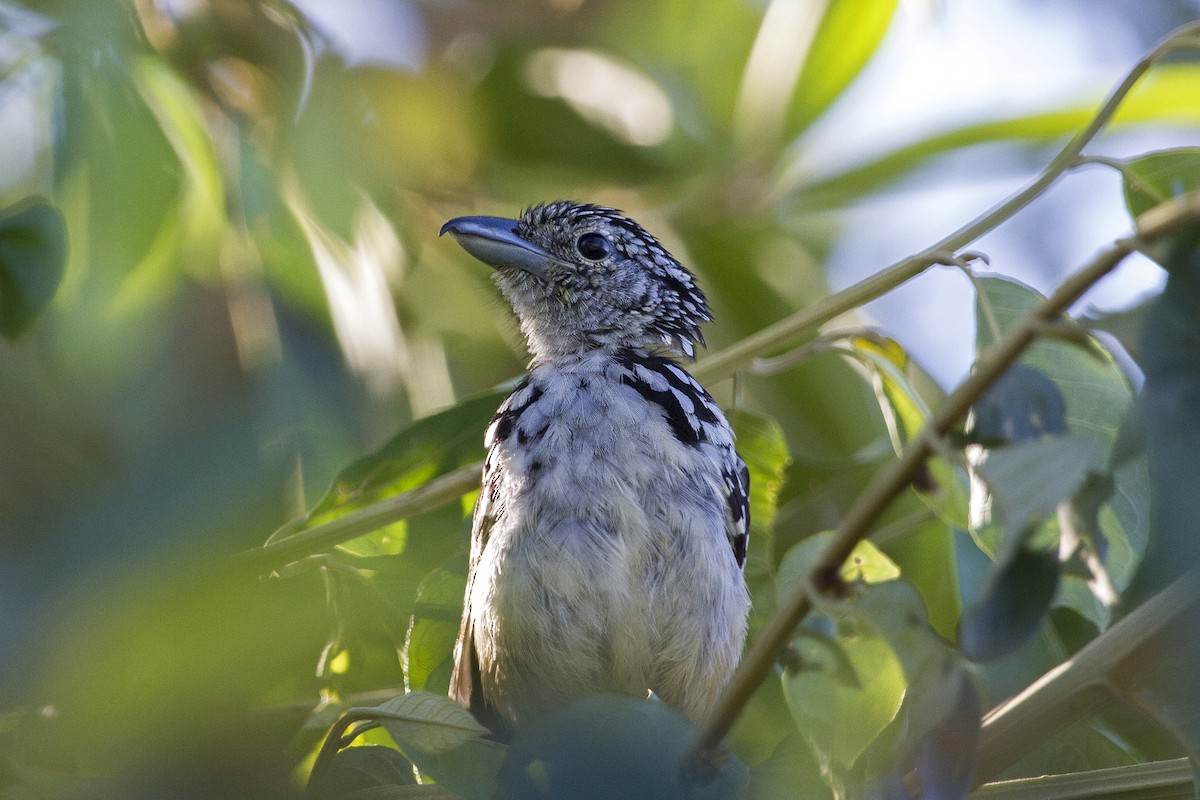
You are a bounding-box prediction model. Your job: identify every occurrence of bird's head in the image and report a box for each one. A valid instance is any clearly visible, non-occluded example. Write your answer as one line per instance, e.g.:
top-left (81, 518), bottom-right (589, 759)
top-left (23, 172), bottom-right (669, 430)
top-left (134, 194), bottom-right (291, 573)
top-left (440, 201), bottom-right (711, 361)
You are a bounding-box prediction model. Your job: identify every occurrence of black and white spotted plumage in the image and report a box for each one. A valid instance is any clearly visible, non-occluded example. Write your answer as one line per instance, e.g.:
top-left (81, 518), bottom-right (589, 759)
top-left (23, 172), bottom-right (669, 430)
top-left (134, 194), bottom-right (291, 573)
top-left (440, 202), bottom-right (750, 731)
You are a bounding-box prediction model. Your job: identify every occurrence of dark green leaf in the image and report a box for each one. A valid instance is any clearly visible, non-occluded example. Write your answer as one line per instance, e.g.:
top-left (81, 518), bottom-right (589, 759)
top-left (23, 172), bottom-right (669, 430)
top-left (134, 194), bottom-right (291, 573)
top-left (311, 389), bottom-right (505, 519)
top-left (1124, 227), bottom-right (1200, 607)
top-left (405, 735), bottom-right (507, 800)
top-left (375, 691), bottom-right (487, 755)
top-left (959, 547), bottom-right (1060, 662)
top-left (965, 364), bottom-right (1068, 445)
top-left (313, 745), bottom-right (416, 796)
top-left (748, 732), bottom-right (833, 800)
top-left (1118, 147), bottom-right (1200, 219)
top-left (0, 198), bottom-right (67, 339)
top-left (497, 694), bottom-right (745, 800)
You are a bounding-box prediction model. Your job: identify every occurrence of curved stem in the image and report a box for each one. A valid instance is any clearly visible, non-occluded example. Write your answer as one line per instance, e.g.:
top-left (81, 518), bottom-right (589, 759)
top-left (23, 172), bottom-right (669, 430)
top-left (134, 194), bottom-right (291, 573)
top-left (692, 19), bottom-right (1200, 386)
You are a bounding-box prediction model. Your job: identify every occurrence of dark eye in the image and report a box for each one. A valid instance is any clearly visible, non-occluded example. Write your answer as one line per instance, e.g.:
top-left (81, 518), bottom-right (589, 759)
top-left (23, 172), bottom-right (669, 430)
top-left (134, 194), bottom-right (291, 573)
top-left (576, 232), bottom-right (613, 261)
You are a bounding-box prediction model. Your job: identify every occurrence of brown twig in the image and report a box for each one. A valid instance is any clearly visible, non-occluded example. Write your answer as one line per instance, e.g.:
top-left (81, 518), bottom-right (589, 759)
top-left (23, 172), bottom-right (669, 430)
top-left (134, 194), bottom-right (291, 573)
top-left (683, 191), bottom-right (1200, 770)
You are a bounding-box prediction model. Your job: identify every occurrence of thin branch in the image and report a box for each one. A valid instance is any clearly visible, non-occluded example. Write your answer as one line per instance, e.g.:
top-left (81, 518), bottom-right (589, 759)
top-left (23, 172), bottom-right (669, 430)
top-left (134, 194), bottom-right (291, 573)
top-left (683, 191), bottom-right (1200, 769)
top-left (975, 568), bottom-right (1200, 784)
top-left (973, 757), bottom-right (1193, 800)
top-left (236, 462), bottom-right (480, 574)
top-left (692, 20), bottom-right (1200, 386)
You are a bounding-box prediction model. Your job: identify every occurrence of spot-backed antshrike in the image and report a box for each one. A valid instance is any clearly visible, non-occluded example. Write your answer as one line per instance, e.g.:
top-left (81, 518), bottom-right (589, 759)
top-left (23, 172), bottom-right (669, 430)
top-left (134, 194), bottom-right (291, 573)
top-left (440, 201), bottom-right (750, 733)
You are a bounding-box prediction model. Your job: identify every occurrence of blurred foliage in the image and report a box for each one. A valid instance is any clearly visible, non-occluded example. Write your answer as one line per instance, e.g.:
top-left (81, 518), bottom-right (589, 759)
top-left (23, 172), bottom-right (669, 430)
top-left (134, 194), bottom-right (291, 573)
top-left (1, 0), bottom-right (1199, 798)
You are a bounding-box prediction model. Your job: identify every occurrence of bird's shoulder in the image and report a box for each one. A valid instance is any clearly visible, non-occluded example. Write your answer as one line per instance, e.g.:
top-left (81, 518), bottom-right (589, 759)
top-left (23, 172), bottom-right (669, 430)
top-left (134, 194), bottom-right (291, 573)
top-left (478, 351), bottom-right (750, 567)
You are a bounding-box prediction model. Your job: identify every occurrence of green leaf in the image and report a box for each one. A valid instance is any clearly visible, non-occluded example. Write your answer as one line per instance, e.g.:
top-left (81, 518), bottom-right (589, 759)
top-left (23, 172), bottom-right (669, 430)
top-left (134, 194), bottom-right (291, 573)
top-left (777, 532), bottom-right (900, 601)
top-left (0, 198), bottom-right (68, 339)
top-left (404, 569), bottom-right (465, 693)
top-left (970, 435), bottom-right (1101, 550)
top-left (405, 735), bottom-right (507, 800)
top-left (1118, 147), bottom-right (1200, 219)
top-left (733, 407), bottom-right (791, 588)
top-left (785, 0), bottom-right (898, 139)
top-left (315, 745), bottom-right (416, 795)
top-left (959, 546), bottom-right (1060, 662)
top-left (851, 582), bottom-right (980, 796)
top-left (782, 613), bottom-right (907, 771)
top-left (1125, 228), bottom-right (1200, 607)
top-left (498, 694), bottom-right (746, 800)
top-left (313, 389), bottom-right (503, 519)
top-left (971, 276), bottom-right (1148, 611)
top-left (373, 691), bottom-right (487, 756)
top-left (847, 334), bottom-right (970, 530)
top-left (748, 732), bottom-right (834, 800)
top-left (782, 64), bottom-right (1200, 209)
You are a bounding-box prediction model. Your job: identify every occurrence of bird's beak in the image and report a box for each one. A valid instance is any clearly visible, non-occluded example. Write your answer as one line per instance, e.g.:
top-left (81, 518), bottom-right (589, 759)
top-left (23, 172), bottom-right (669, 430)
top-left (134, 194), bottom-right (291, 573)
top-left (439, 215), bottom-right (568, 280)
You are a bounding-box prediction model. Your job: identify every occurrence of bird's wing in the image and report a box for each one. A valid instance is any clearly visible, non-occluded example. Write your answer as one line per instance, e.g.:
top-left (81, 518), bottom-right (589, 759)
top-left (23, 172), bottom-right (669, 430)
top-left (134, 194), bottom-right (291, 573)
top-left (614, 352), bottom-right (750, 568)
top-left (723, 455), bottom-right (750, 568)
top-left (449, 455), bottom-right (497, 714)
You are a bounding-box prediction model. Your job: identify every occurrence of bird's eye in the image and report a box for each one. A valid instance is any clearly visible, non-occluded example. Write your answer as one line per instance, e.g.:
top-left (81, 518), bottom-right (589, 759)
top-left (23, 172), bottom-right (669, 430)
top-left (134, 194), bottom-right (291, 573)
top-left (576, 232), bottom-right (613, 261)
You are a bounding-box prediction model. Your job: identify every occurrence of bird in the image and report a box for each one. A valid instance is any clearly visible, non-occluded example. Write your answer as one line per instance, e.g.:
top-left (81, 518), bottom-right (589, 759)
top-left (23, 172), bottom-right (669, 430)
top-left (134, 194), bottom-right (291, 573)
top-left (439, 201), bottom-right (750, 734)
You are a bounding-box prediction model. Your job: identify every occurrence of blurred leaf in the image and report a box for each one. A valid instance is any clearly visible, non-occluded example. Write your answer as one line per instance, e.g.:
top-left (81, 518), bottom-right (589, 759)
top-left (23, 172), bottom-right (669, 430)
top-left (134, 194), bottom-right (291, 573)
top-left (871, 668), bottom-right (980, 800)
top-left (786, 0), bottom-right (898, 139)
top-left (604, 0), bottom-right (762, 138)
top-left (1125, 226), bottom-right (1200, 607)
top-left (1082, 300), bottom-right (1153, 364)
top-left (748, 731), bottom-right (833, 800)
top-left (497, 694), bottom-right (745, 800)
top-left (781, 614), bottom-right (906, 772)
top-left (477, 50), bottom-right (678, 183)
top-left (959, 546), bottom-right (1060, 662)
top-left (1002, 717), bottom-right (1140, 779)
top-left (375, 691), bottom-right (486, 755)
top-left (404, 569), bottom-right (464, 693)
top-left (0, 198), bottom-right (67, 338)
top-left (314, 744), bottom-right (416, 796)
top-left (1125, 603), bottom-right (1200, 771)
top-left (783, 64), bottom-right (1200, 209)
top-left (734, 407), bottom-right (791, 590)
top-left (309, 390), bottom-right (503, 521)
top-left (965, 364), bottom-right (1068, 446)
top-left (32, 564), bottom-right (325, 770)
top-left (57, 47), bottom-right (184, 283)
top-left (1118, 147), bottom-right (1200, 219)
top-left (848, 334), bottom-right (970, 530)
top-left (969, 435), bottom-right (1100, 548)
top-left (971, 275), bottom-right (1147, 614)
top-left (404, 734), bottom-right (507, 800)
